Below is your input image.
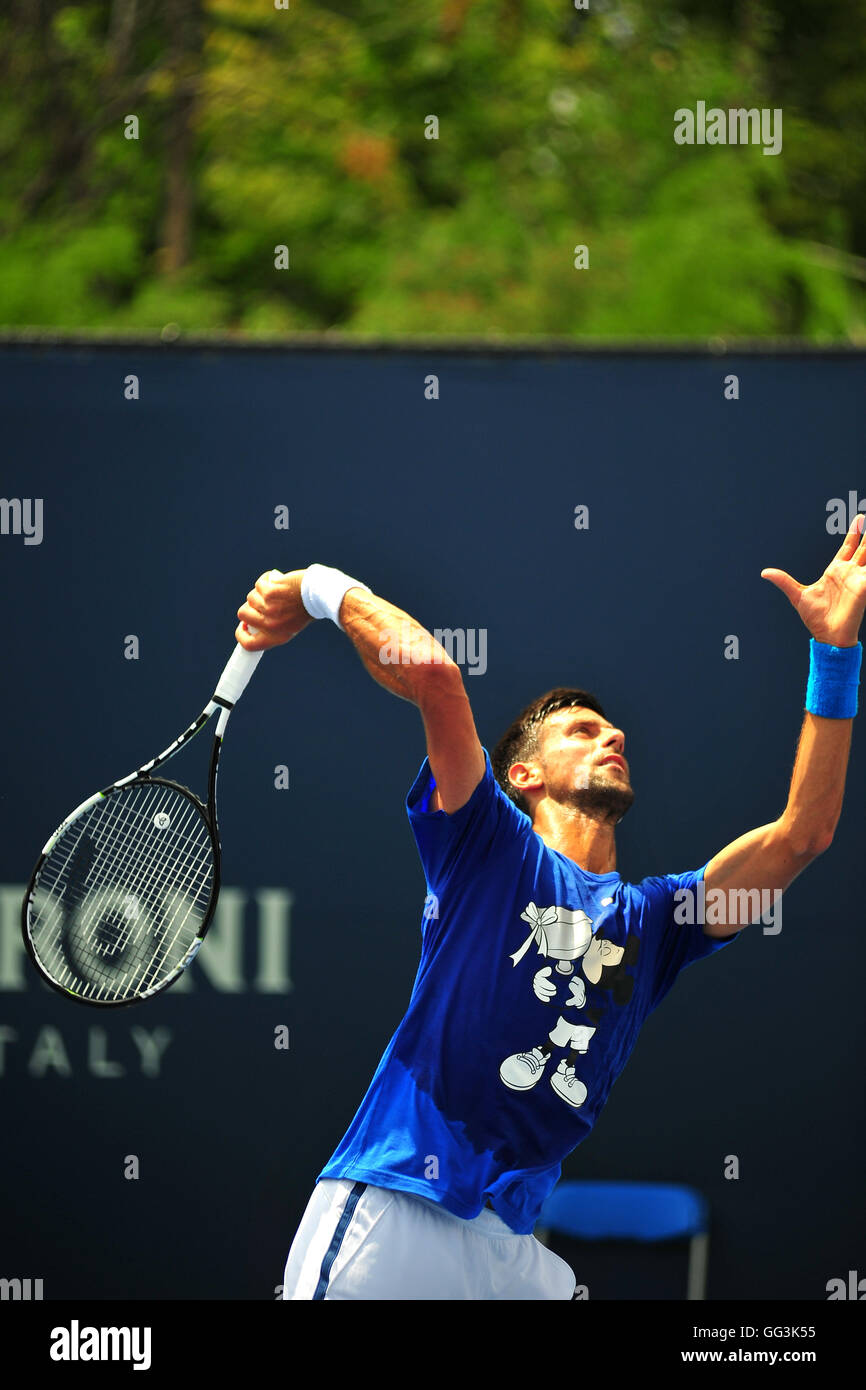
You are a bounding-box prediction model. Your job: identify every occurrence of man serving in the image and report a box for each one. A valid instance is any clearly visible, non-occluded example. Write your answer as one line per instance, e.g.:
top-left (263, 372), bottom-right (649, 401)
top-left (236, 516), bottom-right (863, 1301)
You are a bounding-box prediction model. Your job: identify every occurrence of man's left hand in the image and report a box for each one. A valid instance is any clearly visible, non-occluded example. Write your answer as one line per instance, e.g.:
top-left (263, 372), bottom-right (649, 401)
top-left (761, 513), bottom-right (866, 646)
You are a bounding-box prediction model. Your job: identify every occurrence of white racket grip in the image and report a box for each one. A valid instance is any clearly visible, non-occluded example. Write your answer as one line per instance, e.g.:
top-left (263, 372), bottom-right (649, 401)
top-left (214, 641), bottom-right (263, 706)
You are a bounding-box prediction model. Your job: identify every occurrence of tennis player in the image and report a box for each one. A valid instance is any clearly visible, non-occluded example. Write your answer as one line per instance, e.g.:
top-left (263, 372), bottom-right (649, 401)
top-left (237, 516), bottom-right (864, 1300)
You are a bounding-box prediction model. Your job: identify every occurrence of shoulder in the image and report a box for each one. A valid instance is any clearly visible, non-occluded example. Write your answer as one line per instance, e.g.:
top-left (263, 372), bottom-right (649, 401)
top-left (407, 746), bottom-right (515, 823)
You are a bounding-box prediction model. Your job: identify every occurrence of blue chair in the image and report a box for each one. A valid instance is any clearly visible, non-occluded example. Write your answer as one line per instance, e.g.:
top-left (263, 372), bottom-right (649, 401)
top-left (535, 1180), bottom-right (710, 1300)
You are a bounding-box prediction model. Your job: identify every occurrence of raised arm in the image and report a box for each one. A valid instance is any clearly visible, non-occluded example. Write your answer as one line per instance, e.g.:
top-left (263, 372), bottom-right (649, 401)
top-left (703, 515), bottom-right (864, 935)
top-left (235, 566), bottom-right (485, 815)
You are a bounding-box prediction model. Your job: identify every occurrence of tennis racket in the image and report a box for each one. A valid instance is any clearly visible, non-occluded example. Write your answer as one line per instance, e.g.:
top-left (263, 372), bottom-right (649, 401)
top-left (21, 635), bottom-right (263, 1006)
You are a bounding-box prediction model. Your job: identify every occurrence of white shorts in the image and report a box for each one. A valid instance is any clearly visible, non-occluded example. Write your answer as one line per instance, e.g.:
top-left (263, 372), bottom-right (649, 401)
top-left (281, 1178), bottom-right (576, 1301)
top-left (548, 1017), bottom-right (597, 1051)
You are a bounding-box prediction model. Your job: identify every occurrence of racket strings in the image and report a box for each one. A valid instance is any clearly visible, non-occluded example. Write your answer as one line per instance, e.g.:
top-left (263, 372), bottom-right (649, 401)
top-left (56, 785), bottom-right (185, 960)
top-left (28, 782), bottom-right (215, 1002)
top-left (41, 805), bottom-right (210, 999)
top-left (84, 786), bottom-right (203, 962)
top-left (80, 784), bottom-right (212, 995)
top-left (36, 785), bottom-right (185, 984)
top-left (122, 796), bottom-right (214, 997)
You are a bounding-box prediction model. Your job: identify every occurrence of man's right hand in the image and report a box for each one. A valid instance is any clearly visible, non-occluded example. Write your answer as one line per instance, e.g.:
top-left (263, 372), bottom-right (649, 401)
top-left (235, 569), bottom-right (313, 650)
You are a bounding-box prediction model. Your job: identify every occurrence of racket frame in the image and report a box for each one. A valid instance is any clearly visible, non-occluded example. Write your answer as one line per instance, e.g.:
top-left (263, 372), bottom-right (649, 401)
top-left (22, 694), bottom-right (233, 1007)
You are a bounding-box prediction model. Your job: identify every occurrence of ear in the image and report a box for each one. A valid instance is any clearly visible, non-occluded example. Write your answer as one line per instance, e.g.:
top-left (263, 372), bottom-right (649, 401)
top-left (507, 760), bottom-right (543, 798)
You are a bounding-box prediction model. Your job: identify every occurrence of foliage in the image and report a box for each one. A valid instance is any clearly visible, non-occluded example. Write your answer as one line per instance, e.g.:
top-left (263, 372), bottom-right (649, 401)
top-left (0, 0), bottom-right (863, 340)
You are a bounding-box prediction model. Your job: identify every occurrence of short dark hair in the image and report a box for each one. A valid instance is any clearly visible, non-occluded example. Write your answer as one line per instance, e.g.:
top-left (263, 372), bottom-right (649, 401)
top-left (491, 687), bottom-right (607, 815)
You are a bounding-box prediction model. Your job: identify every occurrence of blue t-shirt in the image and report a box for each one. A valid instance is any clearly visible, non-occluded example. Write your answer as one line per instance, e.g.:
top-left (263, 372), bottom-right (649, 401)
top-left (319, 747), bottom-right (739, 1234)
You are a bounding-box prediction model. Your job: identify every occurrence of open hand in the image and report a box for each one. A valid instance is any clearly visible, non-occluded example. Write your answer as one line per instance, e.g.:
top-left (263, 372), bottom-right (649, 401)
top-left (761, 515), bottom-right (866, 647)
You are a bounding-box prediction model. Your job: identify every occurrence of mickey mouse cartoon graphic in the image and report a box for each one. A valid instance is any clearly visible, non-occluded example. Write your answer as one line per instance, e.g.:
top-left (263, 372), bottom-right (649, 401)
top-left (499, 902), bottom-right (639, 1108)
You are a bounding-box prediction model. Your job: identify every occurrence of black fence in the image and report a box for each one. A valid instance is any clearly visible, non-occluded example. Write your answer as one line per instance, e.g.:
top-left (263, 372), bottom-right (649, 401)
top-left (0, 338), bottom-right (863, 1300)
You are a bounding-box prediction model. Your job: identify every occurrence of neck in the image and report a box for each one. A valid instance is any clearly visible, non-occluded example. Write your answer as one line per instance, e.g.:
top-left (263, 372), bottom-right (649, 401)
top-left (532, 800), bottom-right (618, 875)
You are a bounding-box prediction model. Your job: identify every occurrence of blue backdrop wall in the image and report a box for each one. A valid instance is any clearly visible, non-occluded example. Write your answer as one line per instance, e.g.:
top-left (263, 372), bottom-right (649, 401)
top-left (0, 341), bottom-right (863, 1300)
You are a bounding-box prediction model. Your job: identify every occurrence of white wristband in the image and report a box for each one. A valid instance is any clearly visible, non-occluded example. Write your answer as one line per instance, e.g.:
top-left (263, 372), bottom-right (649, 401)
top-left (300, 564), bottom-right (371, 631)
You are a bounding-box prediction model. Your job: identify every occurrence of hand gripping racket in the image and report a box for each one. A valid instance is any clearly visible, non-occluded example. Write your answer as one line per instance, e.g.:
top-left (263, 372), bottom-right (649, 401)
top-left (21, 638), bottom-right (263, 1006)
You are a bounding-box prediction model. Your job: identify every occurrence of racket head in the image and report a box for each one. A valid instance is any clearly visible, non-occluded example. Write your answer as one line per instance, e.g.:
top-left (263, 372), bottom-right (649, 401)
top-left (22, 776), bottom-right (220, 1007)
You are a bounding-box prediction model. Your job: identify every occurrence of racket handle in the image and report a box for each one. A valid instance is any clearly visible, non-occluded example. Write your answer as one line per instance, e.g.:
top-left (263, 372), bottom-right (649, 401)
top-left (215, 630), bottom-right (263, 705)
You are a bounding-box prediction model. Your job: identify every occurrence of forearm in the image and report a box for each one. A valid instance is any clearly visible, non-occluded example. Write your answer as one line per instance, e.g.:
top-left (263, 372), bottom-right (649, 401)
top-left (704, 522), bottom-right (864, 917)
top-left (338, 586), bottom-right (458, 705)
top-left (777, 711), bottom-right (853, 854)
top-left (235, 566), bottom-right (458, 704)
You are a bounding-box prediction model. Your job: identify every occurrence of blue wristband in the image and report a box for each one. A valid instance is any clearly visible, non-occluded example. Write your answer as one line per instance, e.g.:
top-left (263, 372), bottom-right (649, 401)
top-left (805, 639), bottom-right (862, 718)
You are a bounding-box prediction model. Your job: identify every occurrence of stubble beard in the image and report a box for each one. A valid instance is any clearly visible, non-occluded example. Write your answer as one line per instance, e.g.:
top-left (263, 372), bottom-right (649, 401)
top-left (568, 768), bottom-right (635, 826)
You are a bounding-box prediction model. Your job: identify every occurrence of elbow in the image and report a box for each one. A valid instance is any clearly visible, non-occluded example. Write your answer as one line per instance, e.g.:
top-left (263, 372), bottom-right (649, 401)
top-left (414, 653), bottom-right (464, 704)
top-left (778, 819), bottom-right (835, 860)
top-left (418, 651), bottom-right (462, 684)
top-left (808, 828), bottom-right (835, 857)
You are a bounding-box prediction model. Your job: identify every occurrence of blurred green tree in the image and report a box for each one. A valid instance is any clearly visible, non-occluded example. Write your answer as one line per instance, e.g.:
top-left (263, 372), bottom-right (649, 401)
top-left (0, 0), bottom-right (862, 339)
